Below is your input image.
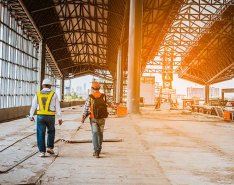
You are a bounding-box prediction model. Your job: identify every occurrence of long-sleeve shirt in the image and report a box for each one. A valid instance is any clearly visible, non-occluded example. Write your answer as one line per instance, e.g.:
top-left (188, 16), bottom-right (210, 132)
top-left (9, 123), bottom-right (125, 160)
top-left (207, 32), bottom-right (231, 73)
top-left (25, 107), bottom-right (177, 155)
top-left (82, 97), bottom-right (91, 119)
top-left (29, 88), bottom-right (62, 119)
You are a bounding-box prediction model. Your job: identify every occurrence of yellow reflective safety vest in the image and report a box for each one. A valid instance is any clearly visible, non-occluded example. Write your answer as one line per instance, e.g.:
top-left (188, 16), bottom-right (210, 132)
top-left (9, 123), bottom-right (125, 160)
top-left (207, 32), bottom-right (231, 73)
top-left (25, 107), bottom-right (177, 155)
top-left (36, 91), bottom-right (56, 116)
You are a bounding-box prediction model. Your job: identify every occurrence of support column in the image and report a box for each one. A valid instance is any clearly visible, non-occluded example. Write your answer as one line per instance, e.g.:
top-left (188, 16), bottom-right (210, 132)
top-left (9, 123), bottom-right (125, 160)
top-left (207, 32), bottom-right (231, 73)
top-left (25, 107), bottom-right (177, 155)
top-left (116, 47), bottom-right (122, 104)
top-left (38, 39), bottom-right (46, 90)
top-left (205, 84), bottom-right (210, 104)
top-left (120, 50), bottom-right (125, 103)
top-left (112, 79), bottom-right (116, 102)
top-left (221, 91), bottom-right (224, 102)
top-left (127, 0), bottom-right (143, 113)
top-left (120, 69), bottom-right (124, 103)
top-left (60, 78), bottom-right (65, 101)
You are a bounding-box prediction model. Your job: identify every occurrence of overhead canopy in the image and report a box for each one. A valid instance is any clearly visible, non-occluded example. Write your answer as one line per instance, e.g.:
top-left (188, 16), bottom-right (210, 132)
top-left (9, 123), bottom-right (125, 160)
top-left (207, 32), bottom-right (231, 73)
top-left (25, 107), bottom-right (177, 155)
top-left (4, 0), bottom-right (183, 80)
top-left (144, 0), bottom-right (234, 85)
top-left (3, 0), bottom-right (234, 84)
top-left (177, 5), bottom-right (234, 84)
top-left (20, 0), bottom-right (126, 80)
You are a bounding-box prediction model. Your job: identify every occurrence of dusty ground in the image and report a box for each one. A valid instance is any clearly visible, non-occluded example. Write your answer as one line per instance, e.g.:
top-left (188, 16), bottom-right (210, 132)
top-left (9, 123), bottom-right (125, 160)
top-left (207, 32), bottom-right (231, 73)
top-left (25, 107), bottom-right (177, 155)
top-left (0, 106), bottom-right (233, 185)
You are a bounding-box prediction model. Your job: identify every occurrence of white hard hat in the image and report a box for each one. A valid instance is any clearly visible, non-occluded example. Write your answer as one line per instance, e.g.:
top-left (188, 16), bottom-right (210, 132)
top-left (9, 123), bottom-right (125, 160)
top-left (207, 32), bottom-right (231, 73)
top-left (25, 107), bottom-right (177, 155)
top-left (42, 78), bottom-right (52, 85)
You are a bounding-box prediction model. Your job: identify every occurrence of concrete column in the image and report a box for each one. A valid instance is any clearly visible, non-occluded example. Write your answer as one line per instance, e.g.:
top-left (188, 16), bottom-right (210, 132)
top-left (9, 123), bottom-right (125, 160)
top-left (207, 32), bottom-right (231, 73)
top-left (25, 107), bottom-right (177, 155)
top-left (120, 56), bottom-right (124, 103)
top-left (116, 47), bottom-right (122, 104)
top-left (113, 80), bottom-right (116, 102)
top-left (127, 0), bottom-right (143, 113)
top-left (205, 84), bottom-right (210, 104)
top-left (38, 39), bottom-right (46, 90)
top-left (60, 78), bottom-right (65, 101)
top-left (118, 48), bottom-right (125, 103)
top-left (120, 70), bottom-right (124, 103)
top-left (221, 92), bottom-right (224, 102)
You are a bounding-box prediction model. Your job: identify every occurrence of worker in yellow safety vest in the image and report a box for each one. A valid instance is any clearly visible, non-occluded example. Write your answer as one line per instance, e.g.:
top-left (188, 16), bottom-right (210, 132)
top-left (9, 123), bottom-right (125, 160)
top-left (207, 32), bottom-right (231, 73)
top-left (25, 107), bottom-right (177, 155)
top-left (29, 78), bottom-right (63, 157)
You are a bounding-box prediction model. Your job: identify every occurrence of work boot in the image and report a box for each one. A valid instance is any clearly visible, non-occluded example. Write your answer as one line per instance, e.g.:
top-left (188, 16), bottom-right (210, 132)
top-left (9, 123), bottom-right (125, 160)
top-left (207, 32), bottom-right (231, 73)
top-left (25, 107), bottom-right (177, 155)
top-left (95, 151), bottom-right (100, 158)
top-left (93, 151), bottom-right (100, 158)
top-left (47, 148), bottom-right (55, 155)
top-left (39, 152), bottom-right (45, 157)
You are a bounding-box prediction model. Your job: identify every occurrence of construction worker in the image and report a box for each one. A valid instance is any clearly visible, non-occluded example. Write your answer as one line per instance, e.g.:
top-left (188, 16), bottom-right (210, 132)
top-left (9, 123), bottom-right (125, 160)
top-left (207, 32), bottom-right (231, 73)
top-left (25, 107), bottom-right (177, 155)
top-left (81, 82), bottom-right (108, 158)
top-left (155, 97), bottom-right (161, 109)
top-left (29, 78), bottom-right (63, 157)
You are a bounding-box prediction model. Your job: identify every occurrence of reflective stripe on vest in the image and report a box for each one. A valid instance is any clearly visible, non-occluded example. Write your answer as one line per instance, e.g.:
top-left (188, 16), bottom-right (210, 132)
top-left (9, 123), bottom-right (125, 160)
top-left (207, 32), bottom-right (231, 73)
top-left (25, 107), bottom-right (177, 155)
top-left (36, 91), bottom-right (55, 115)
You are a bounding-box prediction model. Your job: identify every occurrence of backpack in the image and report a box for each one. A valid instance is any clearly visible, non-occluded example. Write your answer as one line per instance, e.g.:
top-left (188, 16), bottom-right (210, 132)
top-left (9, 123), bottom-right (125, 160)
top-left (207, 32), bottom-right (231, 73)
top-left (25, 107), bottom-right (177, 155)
top-left (89, 94), bottom-right (108, 119)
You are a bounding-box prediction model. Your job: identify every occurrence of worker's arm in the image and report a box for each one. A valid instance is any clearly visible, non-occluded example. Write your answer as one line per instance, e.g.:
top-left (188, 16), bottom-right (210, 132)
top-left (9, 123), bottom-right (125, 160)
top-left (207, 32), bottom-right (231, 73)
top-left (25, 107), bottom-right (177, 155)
top-left (28, 94), bottom-right (37, 121)
top-left (81, 97), bottom-right (90, 123)
top-left (55, 93), bottom-right (63, 125)
top-left (29, 94), bottom-right (37, 118)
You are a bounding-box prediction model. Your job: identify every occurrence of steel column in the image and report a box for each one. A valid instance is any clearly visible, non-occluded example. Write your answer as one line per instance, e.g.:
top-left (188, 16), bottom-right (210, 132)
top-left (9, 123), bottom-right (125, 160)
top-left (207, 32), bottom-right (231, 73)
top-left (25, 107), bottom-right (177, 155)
top-left (127, 0), bottom-right (143, 113)
top-left (60, 78), bottom-right (65, 100)
top-left (205, 84), bottom-right (210, 104)
top-left (120, 50), bottom-right (124, 103)
top-left (116, 47), bottom-right (122, 104)
top-left (38, 39), bottom-right (46, 90)
top-left (222, 92), bottom-right (224, 102)
top-left (113, 79), bottom-right (116, 102)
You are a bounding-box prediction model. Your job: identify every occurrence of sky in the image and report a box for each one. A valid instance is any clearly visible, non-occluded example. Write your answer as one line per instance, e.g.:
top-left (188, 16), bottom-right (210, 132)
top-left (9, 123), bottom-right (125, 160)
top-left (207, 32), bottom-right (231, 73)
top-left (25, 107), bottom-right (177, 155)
top-left (70, 75), bottom-right (94, 91)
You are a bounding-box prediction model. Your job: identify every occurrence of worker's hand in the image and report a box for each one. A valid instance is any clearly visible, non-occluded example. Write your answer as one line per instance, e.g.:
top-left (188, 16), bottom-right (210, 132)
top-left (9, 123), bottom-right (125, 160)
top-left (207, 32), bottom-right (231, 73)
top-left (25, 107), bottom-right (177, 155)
top-left (28, 116), bottom-right (35, 122)
top-left (58, 119), bottom-right (63, 125)
top-left (80, 117), bottom-right (85, 123)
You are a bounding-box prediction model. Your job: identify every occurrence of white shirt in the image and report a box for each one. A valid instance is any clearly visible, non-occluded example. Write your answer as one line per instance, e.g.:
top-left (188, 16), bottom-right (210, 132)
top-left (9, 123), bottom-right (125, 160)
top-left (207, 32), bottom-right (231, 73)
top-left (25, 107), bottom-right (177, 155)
top-left (29, 88), bottom-right (62, 119)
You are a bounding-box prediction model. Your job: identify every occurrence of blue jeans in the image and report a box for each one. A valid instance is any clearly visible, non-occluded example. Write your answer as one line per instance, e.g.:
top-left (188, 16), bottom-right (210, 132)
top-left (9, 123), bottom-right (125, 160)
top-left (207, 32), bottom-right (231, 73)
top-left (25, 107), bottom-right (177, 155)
top-left (90, 118), bottom-right (105, 152)
top-left (37, 115), bottom-right (55, 152)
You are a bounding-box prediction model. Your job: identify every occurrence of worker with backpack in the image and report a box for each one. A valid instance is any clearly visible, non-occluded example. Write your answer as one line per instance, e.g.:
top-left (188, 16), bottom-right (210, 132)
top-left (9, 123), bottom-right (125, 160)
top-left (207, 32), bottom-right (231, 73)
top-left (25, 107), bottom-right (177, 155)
top-left (81, 82), bottom-right (108, 158)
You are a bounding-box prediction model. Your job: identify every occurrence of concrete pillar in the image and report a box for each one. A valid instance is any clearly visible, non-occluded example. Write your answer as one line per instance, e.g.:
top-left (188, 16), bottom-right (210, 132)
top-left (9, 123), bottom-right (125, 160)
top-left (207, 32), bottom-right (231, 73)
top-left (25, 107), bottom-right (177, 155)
top-left (118, 48), bottom-right (125, 103)
top-left (113, 80), bottom-right (116, 102)
top-left (60, 78), bottom-right (65, 101)
top-left (116, 47), bottom-right (122, 104)
top-left (120, 71), bottom-right (124, 103)
top-left (127, 0), bottom-right (143, 113)
top-left (38, 39), bottom-right (46, 90)
top-left (221, 92), bottom-right (224, 102)
top-left (120, 55), bottom-right (124, 103)
top-left (205, 84), bottom-right (210, 104)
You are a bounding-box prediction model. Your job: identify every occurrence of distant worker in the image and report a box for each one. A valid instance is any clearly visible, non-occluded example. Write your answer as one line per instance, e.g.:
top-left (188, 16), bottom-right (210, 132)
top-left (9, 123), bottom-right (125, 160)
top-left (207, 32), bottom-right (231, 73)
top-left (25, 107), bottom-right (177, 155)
top-left (155, 97), bottom-right (161, 109)
top-left (29, 78), bottom-right (63, 157)
top-left (81, 82), bottom-right (108, 158)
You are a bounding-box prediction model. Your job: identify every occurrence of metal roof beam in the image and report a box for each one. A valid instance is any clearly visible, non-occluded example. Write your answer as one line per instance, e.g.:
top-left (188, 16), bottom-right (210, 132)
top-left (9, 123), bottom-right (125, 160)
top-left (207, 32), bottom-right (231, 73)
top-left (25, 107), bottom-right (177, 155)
top-left (39, 16), bottom-right (108, 28)
top-left (66, 53), bottom-right (107, 63)
top-left (61, 63), bottom-right (108, 71)
top-left (179, 21), bottom-right (232, 77)
top-left (57, 52), bottom-right (106, 62)
top-left (7, 0), bottom-right (64, 78)
top-left (207, 60), bottom-right (234, 84)
top-left (31, 0), bottom-right (122, 17)
top-left (46, 30), bottom-right (107, 40)
top-left (52, 42), bottom-right (107, 52)
top-left (46, 46), bottom-right (64, 78)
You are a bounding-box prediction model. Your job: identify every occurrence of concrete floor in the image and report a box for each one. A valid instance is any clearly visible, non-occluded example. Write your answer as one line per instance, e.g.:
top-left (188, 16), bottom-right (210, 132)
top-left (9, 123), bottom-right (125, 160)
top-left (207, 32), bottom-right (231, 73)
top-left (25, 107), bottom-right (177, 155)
top-left (0, 106), bottom-right (234, 185)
